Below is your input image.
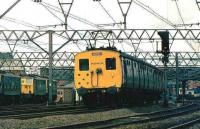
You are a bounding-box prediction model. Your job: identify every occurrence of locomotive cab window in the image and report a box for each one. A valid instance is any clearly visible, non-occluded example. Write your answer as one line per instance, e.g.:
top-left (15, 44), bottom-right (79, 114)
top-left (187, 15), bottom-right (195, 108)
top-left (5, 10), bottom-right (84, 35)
top-left (106, 58), bottom-right (116, 70)
top-left (79, 59), bottom-right (89, 71)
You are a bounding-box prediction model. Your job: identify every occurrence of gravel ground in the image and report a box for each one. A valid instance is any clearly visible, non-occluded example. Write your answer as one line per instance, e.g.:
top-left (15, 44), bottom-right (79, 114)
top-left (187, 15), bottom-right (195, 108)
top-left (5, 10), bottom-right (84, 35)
top-left (189, 124), bottom-right (200, 129)
top-left (0, 104), bottom-right (173, 129)
top-left (114, 109), bottom-right (200, 129)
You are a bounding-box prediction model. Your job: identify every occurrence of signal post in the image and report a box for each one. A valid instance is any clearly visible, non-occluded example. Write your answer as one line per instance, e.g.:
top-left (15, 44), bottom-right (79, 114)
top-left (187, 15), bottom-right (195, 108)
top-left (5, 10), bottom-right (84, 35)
top-left (158, 31), bottom-right (170, 107)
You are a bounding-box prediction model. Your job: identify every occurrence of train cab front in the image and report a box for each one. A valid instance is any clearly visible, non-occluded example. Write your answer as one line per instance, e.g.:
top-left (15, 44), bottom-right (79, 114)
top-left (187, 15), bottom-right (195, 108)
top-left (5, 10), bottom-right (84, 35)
top-left (74, 49), bottom-right (122, 97)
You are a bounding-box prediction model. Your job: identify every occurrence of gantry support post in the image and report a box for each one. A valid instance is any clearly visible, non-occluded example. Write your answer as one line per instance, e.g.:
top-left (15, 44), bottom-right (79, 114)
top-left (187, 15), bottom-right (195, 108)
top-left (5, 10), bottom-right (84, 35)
top-left (48, 30), bottom-right (53, 104)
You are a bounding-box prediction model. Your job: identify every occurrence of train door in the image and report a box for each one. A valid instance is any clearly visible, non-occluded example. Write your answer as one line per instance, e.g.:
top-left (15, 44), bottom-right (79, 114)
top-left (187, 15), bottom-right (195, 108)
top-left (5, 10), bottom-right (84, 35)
top-left (149, 69), bottom-right (152, 90)
top-left (138, 64), bottom-right (141, 89)
top-left (145, 68), bottom-right (147, 89)
top-left (140, 65), bottom-right (143, 89)
top-left (144, 66), bottom-right (148, 89)
top-left (157, 73), bottom-right (159, 90)
top-left (0, 75), bottom-right (2, 94)
top-left (159, 72), bottom-right (163, 91)
top-left (131, 61), bottom-right (134, 88)
top-left (122, 58), bottom-right (127, 87)
top-left (157, 72), bottom-right (159, 90)
top-left (135, 62), bottom-right (138, 89)
top-left (151, 70), bottom-right (154, 90)
top-left (155, 71), bottom-right (158, 91)
top-left (153, 71), bottom-right (156, 91)
top-left (147, 68), bottom-right (149, 90)
top-left (141, 65), bottom-right (145, 89)
top-left (143, 66), bottom-right (145, 89)
top-left (127, 60), bottom-right (133, 88)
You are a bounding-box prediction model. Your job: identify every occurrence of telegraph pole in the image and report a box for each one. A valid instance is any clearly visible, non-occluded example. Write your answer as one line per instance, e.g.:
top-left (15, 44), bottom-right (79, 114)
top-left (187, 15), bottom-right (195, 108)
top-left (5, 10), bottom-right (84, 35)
top-left (48, 30), bottom-right (53, 104)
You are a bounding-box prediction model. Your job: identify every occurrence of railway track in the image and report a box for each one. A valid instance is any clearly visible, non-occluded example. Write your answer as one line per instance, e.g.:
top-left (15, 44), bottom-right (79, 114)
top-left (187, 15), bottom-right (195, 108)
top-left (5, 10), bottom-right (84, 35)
top-left (167, 117), bottom-right (200, 129)
top-left (0, 103), bottom-right (70, 111)
top-left (0, 104), bottom-right (81, 113)
top-left (0, 105), bottom-right (117, 119)
top-left (0, 103), bottom-right (47, 110)
top-left (46, 103), bottom-right (200, 129)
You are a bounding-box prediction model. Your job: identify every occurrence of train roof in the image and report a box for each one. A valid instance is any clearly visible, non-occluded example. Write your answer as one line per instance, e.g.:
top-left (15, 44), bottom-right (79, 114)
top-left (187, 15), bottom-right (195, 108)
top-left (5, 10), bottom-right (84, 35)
top-left (75, 47), bottom-right (119, 57)
top-left (0, 73), bottom-right (21, 77)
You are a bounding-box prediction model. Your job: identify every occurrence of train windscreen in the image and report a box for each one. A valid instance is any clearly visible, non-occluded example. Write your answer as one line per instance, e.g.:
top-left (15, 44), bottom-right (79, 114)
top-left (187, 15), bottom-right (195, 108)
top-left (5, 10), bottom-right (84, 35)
top-left (106, 58), bottom-right (116, 70)
top-left (79, 59), bottom-right (89, 71)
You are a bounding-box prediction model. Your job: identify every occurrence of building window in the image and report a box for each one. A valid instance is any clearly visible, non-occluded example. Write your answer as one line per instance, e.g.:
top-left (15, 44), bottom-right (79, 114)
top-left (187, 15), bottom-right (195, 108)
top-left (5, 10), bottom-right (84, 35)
top-left (106, 58), bottom-right (116, 70)
top-left (79, 59), bottom-right (89, 71)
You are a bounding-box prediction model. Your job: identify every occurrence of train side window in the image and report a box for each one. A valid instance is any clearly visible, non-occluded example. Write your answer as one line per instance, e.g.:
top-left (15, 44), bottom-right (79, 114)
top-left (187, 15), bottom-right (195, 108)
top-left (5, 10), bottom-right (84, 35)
top-left (79, 59), bottom-right (89, 71)
top-left (106, 58), bottom-right (116, 70)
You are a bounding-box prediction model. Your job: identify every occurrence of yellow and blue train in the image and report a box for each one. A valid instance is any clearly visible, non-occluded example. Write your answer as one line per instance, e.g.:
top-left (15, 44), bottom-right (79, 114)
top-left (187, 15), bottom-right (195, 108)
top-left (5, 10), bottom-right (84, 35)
top-left (0, 72), bottom-right (57, 105)
top-left (74, 48), bottom-right (164, 105)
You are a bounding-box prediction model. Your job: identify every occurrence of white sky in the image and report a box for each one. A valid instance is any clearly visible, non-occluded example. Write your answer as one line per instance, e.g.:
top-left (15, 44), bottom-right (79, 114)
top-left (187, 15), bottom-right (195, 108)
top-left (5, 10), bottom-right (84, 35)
top-left (0, 0), bottom-right (200, 52)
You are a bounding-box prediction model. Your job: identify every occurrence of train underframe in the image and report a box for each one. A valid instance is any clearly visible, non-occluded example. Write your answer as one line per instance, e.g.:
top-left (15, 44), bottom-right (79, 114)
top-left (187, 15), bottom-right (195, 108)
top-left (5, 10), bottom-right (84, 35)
top-left (0, 95), bottom-right (21, 105)
top-left (78, 87), bottom-right (162, 106)
top-left (0, 94), bottom-right (57, 105)
top-left (22, 94), bottom-right (57, 103)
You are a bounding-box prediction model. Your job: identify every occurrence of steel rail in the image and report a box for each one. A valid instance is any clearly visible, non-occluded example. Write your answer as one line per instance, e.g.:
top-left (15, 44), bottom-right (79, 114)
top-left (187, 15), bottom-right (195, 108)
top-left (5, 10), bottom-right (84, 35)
top-left (167, 117), bottom-right (200, 129)
top-left (46, 103), bottom-right (199, 129)
top-left (0, 106), bottom-right (115, 119)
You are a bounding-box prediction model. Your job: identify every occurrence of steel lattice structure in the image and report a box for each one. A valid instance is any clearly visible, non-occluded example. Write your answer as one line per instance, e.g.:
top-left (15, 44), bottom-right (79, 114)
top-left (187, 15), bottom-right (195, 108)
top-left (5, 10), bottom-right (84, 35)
top-left (1, 29), bottom-right (200, 41)
top-left (196, 0), bottom-right (200, 10)
top-left (1, 29), bottom-right (200, 80)
top-left (0, 51), bottom-right (199, 80)
top-left (0, 51), bottom-right (200, 68)
top-left (1, 29), bottom-right (200, 53)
